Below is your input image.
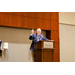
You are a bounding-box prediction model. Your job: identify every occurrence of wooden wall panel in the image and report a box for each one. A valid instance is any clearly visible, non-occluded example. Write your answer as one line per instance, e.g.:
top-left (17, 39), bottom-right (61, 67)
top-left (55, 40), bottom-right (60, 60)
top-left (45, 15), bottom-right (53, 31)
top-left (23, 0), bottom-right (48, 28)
top-left (39, 12), bottom-right (51, 19)
top-left (0, 13), bottom-right (9, 26)
top-left (35, 12), bottom-right (50, 19)
top-left (39, 12), bottom-right (43, 19)
top-left (12, 15), bottom-right (22, 27)
top-left (51, 12), bottom-right (58, 21)
top-left (8, 15), bottom-right (13, 26)
top-left (12, 15), bottom-right (16, 27)
top-left (54, 31), bottom-right (59, 42)
top-left (0, 12), bottom-right (8, 14)
top-left (28, 12), bottom-right (32, 18)
top-left (36, 12), bottom-right (39, 18)
top-left (31, 12), bottom-right (36, 18)
top-left (30, 18), bottom-right (36, 29)
top-left (51, 21), bottom-right (59, 31)
top-left (45, 12), bottom-right (50, 20)
top-left (21, 12), bottom-right (45, 18)
top-left (23, 12), bottom-right (28, 17)
top-left (36, 18), bottom-right (50, 30)
top-left (22, 17), bottom-right (32, 28)
top-left (38, 19), bottom-right (43, 29)
top-left (50, 12), bottom-right (59, 62)
top-left (0, 13), bottom-right (3, 25)
top-left (9, 12), bottom-right (17, 15)
top-left (51, 30), bottom-right (55, 41)
top-left (42, 20), bottom-right (46, 30)
top-left (36, 19), bottom-right (45, 30)
top-left (23, 17), bottom-right (29, 28)
top-left (51, 31), bottom-right (59, 43)
top-left (23, 12), bottom-right (31, 17)
top-left (13, 12), bottom-right (17, 15)
top-left (16, 16), bottom-right (22, 27)
top-left (42, 12), bottom-right (46, 19)
top-left (8, 12), bottom-right (14, 15)
top-left (22, 18), bottom-right (42, 29)
top-left (14, 12), bottom-right (22, 16)
top-left (35, 18), bottom-right (39, 29)
top-left (45, 19), bottom-right (51, 30)
top-left (54, 43), bottom-right (59, 53)
top-left (53, 53), bottom-right (59, 62)
top-left (41, 19), bottom-right (51, 30)
top-left (35, 19), bottom-right (50, 30)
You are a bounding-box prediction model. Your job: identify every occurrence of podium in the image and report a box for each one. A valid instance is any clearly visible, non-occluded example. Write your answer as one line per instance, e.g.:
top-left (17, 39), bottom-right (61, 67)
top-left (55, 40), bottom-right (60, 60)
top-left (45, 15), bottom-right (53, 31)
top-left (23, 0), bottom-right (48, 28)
top-left (34, 40), bottom-right (55, 62)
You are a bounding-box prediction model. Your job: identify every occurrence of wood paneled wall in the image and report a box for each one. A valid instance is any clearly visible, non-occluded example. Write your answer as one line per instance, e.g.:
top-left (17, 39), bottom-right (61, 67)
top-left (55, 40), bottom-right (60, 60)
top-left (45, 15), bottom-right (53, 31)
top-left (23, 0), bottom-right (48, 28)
top-left (51, 12), bottom-right (59, 62)
top-left (0, 12), bottom-right (59, 62)
top-left (0, 12), bottom-right (51, 30)
top-left (22, 12), bottom-right (51, 30)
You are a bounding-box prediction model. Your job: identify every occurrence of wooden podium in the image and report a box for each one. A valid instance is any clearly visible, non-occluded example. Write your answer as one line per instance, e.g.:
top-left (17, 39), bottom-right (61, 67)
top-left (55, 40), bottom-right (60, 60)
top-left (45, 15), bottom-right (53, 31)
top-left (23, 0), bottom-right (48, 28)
top-left (34, 40), bottom-right (55, 62)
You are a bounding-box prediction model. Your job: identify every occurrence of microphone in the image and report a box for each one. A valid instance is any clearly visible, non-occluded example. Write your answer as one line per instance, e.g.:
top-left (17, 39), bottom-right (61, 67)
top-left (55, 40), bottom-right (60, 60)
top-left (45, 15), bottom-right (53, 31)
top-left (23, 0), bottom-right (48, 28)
top-left (40, 35), bottom-right (45, 39)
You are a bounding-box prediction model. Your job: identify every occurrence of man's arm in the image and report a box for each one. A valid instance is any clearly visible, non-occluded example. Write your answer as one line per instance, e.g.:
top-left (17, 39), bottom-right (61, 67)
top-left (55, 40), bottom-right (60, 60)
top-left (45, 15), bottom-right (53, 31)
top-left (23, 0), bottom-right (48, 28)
top-left (29, 29), bottom-right (34, 40)
top-left (29, 34), bottom-right (34, 40)
top-left (41, 34), bottom-right (50, 41)
top-left (0, 40), bottom-right (2, 43)
top-left (43, 37), bottom-right (50, 41)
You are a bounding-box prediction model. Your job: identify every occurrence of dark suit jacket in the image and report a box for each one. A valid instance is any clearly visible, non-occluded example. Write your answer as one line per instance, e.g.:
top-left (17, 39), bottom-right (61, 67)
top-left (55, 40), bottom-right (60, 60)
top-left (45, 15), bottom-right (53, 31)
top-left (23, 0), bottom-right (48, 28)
top-left (0, 41), bottom-right (2, 43)
top-left (29, 33), bottom-right (49, 51)
top-left (0, 40), bottom-right (2, 49)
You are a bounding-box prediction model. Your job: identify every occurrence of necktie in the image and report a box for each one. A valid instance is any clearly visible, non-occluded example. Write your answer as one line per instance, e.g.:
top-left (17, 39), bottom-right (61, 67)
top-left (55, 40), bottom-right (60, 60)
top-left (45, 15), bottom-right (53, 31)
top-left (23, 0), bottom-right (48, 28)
top-left (38, 35), bottom-right (40, 41)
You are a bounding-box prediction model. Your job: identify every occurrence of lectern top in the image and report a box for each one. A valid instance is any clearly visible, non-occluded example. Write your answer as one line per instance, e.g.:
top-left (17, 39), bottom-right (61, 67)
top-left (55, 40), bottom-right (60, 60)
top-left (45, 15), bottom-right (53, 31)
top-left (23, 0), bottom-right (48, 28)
top-left (34, 40), bottom-right (55, 50)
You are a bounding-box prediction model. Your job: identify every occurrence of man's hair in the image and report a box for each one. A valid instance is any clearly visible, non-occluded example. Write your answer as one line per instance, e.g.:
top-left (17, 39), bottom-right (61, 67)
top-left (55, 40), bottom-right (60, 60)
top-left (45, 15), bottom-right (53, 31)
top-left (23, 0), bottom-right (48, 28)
top-left (37, 28), bottom-right (41, 32)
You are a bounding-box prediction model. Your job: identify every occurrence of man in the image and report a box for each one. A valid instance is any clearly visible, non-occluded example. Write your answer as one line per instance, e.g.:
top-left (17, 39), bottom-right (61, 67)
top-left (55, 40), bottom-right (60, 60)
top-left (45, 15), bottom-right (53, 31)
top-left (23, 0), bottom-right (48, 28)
top-left (29, 28), bottom-right (49, 61)
top-left (0, 40), bottom-right (2, 49)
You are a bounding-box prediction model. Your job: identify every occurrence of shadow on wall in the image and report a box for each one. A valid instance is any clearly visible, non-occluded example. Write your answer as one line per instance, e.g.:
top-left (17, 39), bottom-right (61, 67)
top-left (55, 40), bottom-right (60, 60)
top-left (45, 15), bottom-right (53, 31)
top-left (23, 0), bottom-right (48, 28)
top-left (28, 49), bottom-right (35, 62)
top-left (28, 49), bottom-right (32, 61)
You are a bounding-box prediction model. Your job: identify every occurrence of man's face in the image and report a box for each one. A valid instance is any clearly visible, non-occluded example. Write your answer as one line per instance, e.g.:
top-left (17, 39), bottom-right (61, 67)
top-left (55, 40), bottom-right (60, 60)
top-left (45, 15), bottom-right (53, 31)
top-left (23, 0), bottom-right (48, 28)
top-left (37, 30), bottom-right (41, 35)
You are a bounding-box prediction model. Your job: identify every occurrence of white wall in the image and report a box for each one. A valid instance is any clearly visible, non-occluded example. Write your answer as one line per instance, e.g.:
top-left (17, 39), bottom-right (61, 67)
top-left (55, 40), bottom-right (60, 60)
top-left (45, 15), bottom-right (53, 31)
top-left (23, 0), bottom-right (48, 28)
top-left (0, 27), bottom-right (46, 62)
top-left (59, 12), bottom-right (75, 62)
top-left (59, 12), bottom-right (75, 25)
top-left (59, 24), bottom-right (75, 62)
top-left (0, 43), bottom-right (32, 62)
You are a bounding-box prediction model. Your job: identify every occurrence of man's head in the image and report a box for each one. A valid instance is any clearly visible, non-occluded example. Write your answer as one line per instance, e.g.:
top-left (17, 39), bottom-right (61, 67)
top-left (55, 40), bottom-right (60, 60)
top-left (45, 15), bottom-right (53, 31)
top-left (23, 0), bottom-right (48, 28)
top-left (37, 28), bottom-right (41, 35)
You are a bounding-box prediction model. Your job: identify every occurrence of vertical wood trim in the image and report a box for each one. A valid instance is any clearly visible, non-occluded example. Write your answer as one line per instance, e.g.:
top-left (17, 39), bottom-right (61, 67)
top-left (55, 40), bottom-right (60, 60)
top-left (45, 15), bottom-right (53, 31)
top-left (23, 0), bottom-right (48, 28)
top-left (42, 49), bottom-right (43, 62)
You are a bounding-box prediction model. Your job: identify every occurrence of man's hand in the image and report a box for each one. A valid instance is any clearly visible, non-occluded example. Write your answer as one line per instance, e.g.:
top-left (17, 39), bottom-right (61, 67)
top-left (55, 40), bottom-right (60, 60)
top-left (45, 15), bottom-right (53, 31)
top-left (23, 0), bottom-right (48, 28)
top-left (31, 29), bottom-right (34, 35)
top-left (48, 40), bottom-right (54, 41)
